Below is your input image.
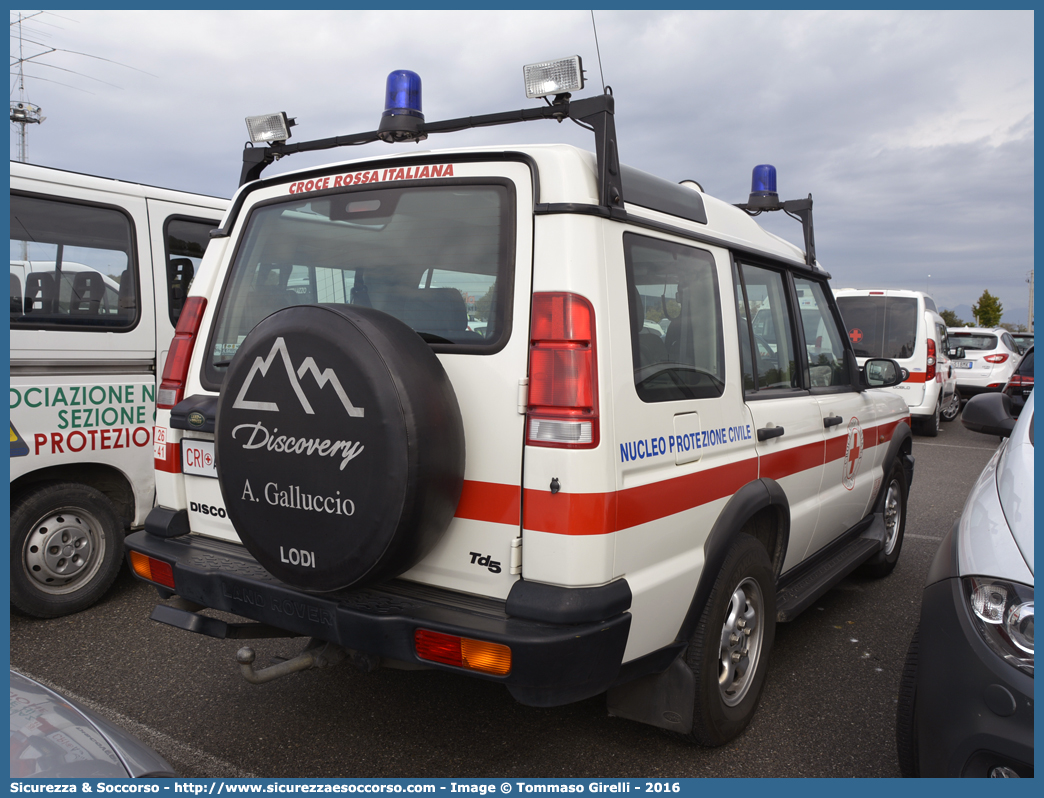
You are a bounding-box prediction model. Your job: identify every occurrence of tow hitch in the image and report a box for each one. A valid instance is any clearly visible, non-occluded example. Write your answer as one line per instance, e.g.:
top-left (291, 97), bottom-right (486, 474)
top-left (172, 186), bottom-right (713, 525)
top-left (237, 639), bottom-right (347, 684)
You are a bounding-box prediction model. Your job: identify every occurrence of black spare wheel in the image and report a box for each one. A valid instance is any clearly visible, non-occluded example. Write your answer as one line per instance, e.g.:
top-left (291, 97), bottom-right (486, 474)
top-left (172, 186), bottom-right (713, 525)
top-left (215, 304), bottom-right (465, 592)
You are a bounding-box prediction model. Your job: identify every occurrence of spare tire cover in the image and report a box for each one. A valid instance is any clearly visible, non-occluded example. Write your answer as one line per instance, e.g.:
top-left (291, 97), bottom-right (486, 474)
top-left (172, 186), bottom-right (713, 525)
top-left (215, 304), bottom-right (464, 592)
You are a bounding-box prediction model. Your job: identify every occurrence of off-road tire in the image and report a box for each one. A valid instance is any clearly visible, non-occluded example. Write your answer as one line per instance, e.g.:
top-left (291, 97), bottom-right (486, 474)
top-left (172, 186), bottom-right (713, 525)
top-left (684, 534), bottom-right (776, 746)
top-left (11, 481), bottom-right (124, 618)
top-left (859, 458), bottom-right (908, 578)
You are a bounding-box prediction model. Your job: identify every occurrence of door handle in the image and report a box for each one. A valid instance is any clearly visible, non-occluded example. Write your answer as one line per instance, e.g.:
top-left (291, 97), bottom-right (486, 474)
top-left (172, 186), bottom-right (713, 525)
top-left (824, 414), bottom-right (844, 428)
top-left (757, 425), bottom-right (785, 441)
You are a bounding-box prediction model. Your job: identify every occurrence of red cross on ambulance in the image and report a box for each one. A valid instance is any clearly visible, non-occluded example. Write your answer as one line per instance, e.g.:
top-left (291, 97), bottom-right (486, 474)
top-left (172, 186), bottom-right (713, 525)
top-left (842, 419), bottom-right (864, 490)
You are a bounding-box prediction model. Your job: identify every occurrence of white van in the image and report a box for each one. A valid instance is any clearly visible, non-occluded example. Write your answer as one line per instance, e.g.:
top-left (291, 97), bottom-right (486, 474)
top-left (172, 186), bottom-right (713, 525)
top-left (125, 61), bottom-right (912, 745)
top-left (9, 162), bottom-right (227, 618)
top-left (834, 289), bottom-right (959, 436)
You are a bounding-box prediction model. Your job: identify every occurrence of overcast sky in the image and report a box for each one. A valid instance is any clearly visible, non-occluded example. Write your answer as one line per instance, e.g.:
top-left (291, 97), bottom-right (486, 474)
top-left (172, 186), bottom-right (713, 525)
top-left (10, 9), bottom-right (1035, 326)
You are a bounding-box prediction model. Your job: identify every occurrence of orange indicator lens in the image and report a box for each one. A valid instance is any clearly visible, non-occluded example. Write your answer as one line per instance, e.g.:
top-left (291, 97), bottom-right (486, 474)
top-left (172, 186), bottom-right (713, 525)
top-left (414, 629), bottom-right (511, 675)
top-left (129, 551), bottom-right (175, 589)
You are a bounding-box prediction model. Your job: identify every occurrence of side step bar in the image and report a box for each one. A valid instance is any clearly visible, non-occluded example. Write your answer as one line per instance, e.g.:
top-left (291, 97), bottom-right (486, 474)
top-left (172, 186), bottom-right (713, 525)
top-left (775, 516), bottom-right (885, 622)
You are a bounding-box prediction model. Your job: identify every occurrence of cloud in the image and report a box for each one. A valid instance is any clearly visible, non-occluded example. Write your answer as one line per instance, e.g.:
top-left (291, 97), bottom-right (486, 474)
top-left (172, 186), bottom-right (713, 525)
top-left (11, 9), bottom-right (1033, 323)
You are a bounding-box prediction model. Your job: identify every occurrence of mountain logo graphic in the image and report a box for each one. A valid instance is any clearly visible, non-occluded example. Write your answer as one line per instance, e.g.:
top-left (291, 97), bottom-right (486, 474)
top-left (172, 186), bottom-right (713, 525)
top-left (232, 337), bottom-right (365, 417)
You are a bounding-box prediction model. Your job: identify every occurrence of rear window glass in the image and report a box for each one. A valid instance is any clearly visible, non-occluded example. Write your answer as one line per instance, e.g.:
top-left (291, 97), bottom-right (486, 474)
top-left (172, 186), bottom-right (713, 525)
top-left (949, 332), bottom-right (998, 350)
top-left (207, 182), bottom-right (514, 376)
top-left (836, 295), bottom-right (918, 359)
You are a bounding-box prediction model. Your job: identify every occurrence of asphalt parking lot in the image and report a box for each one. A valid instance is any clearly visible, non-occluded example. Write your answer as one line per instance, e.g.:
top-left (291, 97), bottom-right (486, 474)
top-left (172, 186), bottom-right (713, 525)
top-left (10, 417), bottom-right (1003, 778)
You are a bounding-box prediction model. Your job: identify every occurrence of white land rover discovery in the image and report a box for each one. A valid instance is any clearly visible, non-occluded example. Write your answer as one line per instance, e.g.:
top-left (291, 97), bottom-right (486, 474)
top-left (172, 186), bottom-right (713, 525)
top-left (126, 60), bottom-right (913, 746)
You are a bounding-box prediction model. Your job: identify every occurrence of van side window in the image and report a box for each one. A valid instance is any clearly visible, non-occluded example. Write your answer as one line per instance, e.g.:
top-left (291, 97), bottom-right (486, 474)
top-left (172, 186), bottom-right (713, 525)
top-left (624, 233), bottom-right (724, 402)
top-left (10, 194), bottom-right (137, 330)
top-left (165, 217), bottom-right (218, 325)
top-left (794, 278), bottom-right (849, 388)
top-left (734, 262), bottom-right (799, 392)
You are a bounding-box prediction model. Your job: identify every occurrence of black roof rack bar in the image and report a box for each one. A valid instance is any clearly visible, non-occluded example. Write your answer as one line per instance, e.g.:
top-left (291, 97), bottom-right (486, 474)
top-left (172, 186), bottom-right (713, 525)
top-left (240, 94), bottom-right (623, 212)
top-left (736, 195), bottom-right (817, 268)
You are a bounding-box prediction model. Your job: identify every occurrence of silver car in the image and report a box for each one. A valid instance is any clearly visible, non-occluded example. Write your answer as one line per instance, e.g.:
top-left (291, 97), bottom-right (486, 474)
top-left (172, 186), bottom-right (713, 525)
top-left (10, 670), bottom-right (176, 778)
top-left (897, 390), bottom-right (1034, 777)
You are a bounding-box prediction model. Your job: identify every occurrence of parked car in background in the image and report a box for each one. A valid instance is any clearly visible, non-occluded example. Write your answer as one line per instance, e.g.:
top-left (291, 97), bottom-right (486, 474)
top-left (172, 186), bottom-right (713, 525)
top-left (1010, 333), bottom-right (1033, 354)
top-left (835, 289), bottom-right (959, 436)
top-left (896, 390), bottom-right (1033, 777)
top-left (10, 670), bottom-right (176, 778)
top-left (1002, 345), bottom-right (1033, 417)
top-left (946, 327), bottom-right (1021, 401)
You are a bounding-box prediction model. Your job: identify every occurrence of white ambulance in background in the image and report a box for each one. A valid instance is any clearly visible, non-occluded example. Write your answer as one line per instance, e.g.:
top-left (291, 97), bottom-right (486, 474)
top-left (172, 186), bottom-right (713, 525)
top-left (9, 161), bottom-right (227, 618)
top-left (834, 289), bottom-right (959, 436)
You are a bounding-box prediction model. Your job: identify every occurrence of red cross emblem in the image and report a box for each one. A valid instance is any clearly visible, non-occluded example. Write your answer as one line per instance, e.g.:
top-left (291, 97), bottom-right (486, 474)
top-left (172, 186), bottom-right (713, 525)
top-left (842, 418), bottom-right (864, 491)
top-left (849, 328), bottom-right (863, 344)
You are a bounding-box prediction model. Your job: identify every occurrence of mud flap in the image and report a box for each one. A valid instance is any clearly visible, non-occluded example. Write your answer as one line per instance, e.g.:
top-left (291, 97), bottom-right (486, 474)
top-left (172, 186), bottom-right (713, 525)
top-left (606, 654), bottom-right (695, 734)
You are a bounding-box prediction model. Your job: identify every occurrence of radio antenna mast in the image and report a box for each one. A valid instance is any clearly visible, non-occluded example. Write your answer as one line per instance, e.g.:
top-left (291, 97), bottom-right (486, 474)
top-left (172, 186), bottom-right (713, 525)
top-left (590, 10), bottom-right (607, 93)
top-left (10, 11), bottom-right (46, 163)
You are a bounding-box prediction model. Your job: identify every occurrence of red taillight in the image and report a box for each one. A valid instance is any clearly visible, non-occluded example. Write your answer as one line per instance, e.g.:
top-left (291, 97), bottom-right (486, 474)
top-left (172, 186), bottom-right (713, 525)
top-left (984, 353), bottom-right (1009, 364)
top-left (1007, 374), bottom-right (1033, 387)
top-left (158, 297), bottom-right (207, 410)
top-left (128, 551), bottom-right (175, 589)
top-left (526, 292), bottom-right (598, 448)
top-left (926, 337), bottom-right (936, 381)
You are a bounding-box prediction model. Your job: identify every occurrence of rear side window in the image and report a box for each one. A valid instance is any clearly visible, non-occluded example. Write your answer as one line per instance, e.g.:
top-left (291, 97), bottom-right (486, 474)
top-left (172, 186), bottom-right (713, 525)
top-left (624, 233), bottom-right (724, 402)
top-left (165, 217), bottom-right (218, 325)
top-left (835, 295), bottom-right (918, 359)
top-left (10, 193), bottom-right (137, 330)
top-left (207, 182), bottom-right (515, 377)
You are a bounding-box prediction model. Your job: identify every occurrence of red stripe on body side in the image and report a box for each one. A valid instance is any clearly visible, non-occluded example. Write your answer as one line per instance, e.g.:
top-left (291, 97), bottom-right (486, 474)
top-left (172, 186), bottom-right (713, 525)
top-left (470, 415), bottom-right (912, 535)
top-left (523, 457), bottom-right (758, 536)
top-left (759, 439), bottom-right (823, 482)
top-left (454, 480), bottom-right (521, 526)
top-left (903, 372), bottom-right (929, 384)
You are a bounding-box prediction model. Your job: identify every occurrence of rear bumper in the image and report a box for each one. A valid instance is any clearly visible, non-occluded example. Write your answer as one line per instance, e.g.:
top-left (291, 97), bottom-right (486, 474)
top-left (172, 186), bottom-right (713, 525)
top-left (125, 530), bottom-right (631, 708)
top-left (954, 368), bottom-right (1009, 393)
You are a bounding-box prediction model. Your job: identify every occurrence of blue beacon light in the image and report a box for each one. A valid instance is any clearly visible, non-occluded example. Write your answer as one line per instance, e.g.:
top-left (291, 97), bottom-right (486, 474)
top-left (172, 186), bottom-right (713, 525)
top-left (378, 70), bottom-right (426, 143)
top-left (747, 164), bottom-right (780, 210)
top-left (382, 70), bottom-right (424, 120)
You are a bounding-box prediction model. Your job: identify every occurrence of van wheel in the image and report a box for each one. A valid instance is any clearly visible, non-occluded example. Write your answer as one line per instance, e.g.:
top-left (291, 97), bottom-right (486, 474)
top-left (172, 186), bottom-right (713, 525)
top-left (918, 401), bottom-right (940, 437)
top-left (215, 304), bottom-right (465, 592)
top-left (859, 459), bottom-right (908, 578)
top-left (940, 389), bottom-right (961, 422)
top-left (896, 626), bottom-right (920, 777)
top-left (10, 482), bottom-right (124, 618)
top-left (684, 535), bottom-right (776, 746)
